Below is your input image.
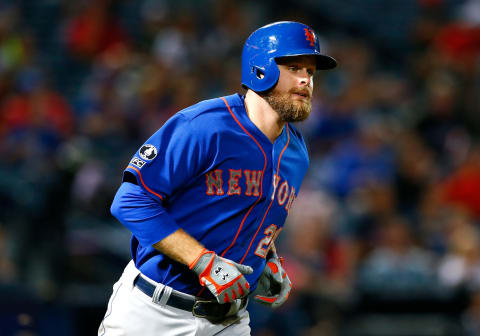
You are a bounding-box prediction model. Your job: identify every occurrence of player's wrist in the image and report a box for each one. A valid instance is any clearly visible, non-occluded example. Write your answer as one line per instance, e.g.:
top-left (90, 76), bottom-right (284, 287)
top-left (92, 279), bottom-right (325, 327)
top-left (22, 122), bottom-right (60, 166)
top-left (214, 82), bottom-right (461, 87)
top-left (189, 249), bottom-right (218, 287)
top-left (188, 248), bottom-right (211, 270)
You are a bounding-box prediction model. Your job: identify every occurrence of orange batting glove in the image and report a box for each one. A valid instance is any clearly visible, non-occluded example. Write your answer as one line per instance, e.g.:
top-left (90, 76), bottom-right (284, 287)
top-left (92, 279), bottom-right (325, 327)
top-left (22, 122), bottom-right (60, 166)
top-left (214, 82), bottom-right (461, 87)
top-left (190, 249), bottom-right (253, 304)
top-left (253, 251), bottom-right (292, 308)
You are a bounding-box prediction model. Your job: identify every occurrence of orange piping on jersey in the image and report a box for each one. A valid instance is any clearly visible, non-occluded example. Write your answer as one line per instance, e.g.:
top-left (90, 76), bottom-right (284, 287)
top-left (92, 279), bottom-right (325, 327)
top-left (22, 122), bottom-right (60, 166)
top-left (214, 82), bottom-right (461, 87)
top-left (196, 286), bottom-right (206, 297)
top-left (219, 97), bottom-right (267, 259)
top-left (239, 124), bottom-right (290, 264)
top-left (127, 165), bottom-right (164, 200)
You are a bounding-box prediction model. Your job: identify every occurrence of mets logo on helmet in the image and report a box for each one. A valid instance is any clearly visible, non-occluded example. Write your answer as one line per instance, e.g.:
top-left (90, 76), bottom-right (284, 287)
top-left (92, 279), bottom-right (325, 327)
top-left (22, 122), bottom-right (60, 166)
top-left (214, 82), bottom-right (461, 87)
top-left (304, 28), bottom-right (315, 47)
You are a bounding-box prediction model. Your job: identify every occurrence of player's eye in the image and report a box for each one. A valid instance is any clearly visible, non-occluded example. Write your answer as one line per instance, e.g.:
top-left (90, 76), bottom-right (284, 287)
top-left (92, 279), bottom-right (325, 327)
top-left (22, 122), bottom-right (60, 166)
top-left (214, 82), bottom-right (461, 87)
top-left (288, 66), bottom-right (299, 72)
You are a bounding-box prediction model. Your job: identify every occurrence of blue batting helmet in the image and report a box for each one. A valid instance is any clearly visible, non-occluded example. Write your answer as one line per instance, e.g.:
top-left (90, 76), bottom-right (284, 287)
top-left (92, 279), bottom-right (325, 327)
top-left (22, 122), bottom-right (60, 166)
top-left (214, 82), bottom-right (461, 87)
top-left (241, 21), bottom-right (337, 92)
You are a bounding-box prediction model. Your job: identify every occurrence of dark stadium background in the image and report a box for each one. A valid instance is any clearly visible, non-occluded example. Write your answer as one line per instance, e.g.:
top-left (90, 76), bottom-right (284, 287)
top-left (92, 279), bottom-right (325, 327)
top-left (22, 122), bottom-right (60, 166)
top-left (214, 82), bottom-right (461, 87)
top-left (1, 0), bottom-right (480, 335)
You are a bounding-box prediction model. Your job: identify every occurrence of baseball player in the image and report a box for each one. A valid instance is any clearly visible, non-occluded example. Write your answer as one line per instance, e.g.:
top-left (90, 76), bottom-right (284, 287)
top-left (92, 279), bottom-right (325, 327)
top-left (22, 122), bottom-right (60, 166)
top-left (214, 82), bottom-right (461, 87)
top-left (98, 21), bottom-right (336, 336)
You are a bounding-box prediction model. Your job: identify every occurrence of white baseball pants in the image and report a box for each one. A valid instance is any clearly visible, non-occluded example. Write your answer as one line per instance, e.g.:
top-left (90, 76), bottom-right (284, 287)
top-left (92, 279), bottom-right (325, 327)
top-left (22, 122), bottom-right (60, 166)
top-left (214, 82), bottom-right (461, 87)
top-left (98, 260), bottom-right (251, 336)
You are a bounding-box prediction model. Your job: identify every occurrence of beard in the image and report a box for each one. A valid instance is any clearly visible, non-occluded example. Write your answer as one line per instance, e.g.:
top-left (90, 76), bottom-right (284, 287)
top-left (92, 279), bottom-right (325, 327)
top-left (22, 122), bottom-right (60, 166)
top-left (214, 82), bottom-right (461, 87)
top-left (262, 88), bottom-right (312, 122)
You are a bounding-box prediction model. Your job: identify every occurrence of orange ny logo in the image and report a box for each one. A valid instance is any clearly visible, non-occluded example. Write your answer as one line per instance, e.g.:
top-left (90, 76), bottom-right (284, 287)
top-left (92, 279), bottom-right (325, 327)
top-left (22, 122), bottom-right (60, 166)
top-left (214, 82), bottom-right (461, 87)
top-left (304, 28), bottom-right (315, 47)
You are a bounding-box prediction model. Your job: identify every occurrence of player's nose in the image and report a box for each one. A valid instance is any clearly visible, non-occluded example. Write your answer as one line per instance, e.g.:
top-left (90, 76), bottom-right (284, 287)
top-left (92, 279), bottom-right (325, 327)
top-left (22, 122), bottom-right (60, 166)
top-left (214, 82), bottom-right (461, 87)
top-left (298, 69), bottom-right (312, 87)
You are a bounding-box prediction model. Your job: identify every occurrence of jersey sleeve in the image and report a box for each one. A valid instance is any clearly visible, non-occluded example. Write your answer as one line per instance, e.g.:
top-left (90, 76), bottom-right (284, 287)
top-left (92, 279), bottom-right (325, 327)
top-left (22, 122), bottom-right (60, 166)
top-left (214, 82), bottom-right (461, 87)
top-left (125, 112), bottom-right (209, 202)
top-left (113, 112), bottom-right (211, 246)
top-left (111, 182), bottom-right (180, 247)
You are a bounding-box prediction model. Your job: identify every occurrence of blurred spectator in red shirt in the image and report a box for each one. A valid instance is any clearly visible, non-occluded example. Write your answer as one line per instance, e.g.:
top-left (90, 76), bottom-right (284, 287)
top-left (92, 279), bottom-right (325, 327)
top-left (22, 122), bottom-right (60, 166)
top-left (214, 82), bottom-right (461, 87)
top-left (441, 147), bottom-right (480, 217)
top-left (0, 67), bottom-right (74, 150)
top-left (65, 0), bottom-right (129, 60)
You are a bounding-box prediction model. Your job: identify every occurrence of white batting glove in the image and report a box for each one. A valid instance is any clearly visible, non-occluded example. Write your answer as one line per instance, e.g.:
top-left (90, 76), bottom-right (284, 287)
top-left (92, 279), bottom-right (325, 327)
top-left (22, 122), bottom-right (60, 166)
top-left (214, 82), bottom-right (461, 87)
top-left (190, 249), bottom-right (253, 304)
top-left (253, 251), bottom-right (292, 308)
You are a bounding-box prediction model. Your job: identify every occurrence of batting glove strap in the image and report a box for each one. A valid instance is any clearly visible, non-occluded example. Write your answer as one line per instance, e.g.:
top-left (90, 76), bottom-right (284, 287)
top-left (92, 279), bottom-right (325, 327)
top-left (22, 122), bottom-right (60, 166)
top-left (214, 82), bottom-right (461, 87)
top-left (190, 249), bottom-right (253, 303)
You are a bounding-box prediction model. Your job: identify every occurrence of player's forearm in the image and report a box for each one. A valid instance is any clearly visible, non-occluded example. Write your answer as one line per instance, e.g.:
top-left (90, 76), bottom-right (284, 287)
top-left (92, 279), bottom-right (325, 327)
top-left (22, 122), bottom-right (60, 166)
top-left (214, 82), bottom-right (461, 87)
top-left (112, 183), bottom-right (206, 265)
top-left (153, 228), bottom-right (205, 266)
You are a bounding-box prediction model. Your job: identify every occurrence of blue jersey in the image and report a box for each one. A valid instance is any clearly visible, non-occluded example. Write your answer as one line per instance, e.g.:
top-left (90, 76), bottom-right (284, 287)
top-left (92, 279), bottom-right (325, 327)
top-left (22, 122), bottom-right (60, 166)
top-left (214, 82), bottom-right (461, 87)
top-left (111, 93), bottom-right (309, 299)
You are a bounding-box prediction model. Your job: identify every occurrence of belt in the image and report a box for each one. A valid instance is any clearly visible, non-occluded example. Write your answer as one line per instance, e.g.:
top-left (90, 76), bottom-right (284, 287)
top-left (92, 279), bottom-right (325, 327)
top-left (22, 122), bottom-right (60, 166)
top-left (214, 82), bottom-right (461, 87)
top-left (133, 274), bottom-right (246, 322)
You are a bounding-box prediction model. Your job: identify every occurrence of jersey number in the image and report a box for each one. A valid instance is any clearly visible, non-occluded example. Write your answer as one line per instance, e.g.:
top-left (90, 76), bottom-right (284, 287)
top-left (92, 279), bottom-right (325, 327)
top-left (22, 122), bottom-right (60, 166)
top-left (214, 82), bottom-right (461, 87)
top-left (254, 224), bottom-right (282, 258)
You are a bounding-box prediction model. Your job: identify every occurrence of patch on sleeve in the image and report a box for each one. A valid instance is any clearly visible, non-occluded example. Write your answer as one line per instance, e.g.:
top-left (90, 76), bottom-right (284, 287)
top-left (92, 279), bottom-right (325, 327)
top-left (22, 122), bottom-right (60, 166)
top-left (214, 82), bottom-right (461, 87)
top-left (130, 157), bottom-right (146, 168)
top-left (139, 144), bottom-right (158, 161)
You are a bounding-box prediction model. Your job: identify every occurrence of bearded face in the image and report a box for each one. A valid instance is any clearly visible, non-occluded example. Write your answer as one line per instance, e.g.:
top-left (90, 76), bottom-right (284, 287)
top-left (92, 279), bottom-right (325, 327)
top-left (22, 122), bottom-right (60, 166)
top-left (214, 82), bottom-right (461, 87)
top-left (261, 56), bottom-right (316, 122)
top-left (262, 87), bottom-right (312, 122)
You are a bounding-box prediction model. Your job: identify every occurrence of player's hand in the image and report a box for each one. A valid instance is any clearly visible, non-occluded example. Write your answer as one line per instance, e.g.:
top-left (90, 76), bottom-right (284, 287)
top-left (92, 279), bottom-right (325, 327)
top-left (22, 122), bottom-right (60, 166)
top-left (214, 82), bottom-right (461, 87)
top-left (253, 251), bottom-right (292, 308)
top-left (190, 249), bottom-right (253, 304)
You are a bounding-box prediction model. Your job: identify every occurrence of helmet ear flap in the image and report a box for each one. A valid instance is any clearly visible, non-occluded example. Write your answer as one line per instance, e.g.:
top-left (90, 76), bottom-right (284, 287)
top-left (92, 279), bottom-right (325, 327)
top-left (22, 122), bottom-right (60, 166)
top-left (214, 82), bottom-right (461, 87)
top-left (245, 56), bottom-right (279, 92)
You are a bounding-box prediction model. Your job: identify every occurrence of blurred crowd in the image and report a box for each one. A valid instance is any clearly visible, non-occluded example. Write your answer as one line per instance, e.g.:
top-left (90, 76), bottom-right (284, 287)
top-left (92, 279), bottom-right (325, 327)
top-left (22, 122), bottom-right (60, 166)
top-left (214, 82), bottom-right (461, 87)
top-left (1, 0), bottom-right (480, 335)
